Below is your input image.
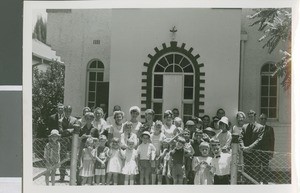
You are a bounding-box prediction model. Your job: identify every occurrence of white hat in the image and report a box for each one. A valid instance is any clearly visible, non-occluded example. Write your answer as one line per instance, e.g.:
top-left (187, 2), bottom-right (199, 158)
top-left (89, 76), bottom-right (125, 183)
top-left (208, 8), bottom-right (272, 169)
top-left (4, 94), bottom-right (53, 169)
top-left (49, 129), bottom-right (61, 137)
top-left (129, 106), bottom-right (141, 114)
top-left (218, 116), bottom-right (229, 127)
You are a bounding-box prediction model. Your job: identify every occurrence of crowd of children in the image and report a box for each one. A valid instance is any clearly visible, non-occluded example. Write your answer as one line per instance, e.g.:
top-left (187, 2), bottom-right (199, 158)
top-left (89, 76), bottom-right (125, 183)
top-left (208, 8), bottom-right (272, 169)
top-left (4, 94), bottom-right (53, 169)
top-left (43, 105), bottom-right (258, 186)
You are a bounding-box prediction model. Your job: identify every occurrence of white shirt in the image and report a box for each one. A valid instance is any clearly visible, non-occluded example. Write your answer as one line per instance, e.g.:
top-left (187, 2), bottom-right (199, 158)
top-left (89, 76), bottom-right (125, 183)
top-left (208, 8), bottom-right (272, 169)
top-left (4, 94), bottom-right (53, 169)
top-left (150, 133), bottom-right (166, 156)
top-left (137, 143), bottom-right (156, 160)
top-left (162, 124), bottom-right (176, 139)
top-left (211, 153), bottom-right (231, 175)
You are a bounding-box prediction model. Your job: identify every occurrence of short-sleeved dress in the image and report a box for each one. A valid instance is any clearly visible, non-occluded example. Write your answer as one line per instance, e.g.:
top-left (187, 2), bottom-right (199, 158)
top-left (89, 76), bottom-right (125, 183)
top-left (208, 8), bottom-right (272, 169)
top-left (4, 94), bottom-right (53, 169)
top-left (122, 149), bottom-right (139, 175)
top-left (106, 149), bottom-right (123, 173)
top-left (95, 146), bottom-right (109, 175)
top-left (192, 156), bottom-right (213, 185)
top-left (79, 148), bottom-right (96, 177)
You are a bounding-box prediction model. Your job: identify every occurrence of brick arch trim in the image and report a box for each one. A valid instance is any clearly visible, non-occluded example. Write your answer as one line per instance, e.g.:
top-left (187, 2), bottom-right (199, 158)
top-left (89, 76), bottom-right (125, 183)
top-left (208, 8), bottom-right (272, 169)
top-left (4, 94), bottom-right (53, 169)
top-left (141, 41), bottom-right (205, 118)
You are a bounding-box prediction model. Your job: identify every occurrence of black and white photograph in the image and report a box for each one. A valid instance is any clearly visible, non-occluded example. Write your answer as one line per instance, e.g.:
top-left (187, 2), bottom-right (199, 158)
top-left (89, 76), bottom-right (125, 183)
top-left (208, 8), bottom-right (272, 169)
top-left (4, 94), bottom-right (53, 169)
top-left (23, 1), bottom-right (297, 192)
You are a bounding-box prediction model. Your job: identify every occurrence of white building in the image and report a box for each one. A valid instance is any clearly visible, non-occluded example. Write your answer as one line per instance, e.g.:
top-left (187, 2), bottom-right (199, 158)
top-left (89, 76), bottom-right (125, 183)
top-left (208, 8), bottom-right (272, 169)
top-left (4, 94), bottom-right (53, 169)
top-left (45, 8), bottom-right (291, 154)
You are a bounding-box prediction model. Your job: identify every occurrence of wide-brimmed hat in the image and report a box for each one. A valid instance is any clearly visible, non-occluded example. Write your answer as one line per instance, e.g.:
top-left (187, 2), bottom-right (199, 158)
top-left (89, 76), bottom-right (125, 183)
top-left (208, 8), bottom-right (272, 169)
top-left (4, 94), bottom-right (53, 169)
top-left (49, 129), bottom-right (61, 137)
top-left (218, 116), bottom-right (229, 127)
top-left (141, 131), bottom-right (151, 138)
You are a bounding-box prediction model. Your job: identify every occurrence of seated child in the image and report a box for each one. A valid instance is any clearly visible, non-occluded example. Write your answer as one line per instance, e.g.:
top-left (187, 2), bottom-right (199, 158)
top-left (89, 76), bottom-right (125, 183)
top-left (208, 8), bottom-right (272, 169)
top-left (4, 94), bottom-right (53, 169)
top-left (192, 141), bottom-right (213, 185)
top-left (210, 139), bottom-right (232, 184)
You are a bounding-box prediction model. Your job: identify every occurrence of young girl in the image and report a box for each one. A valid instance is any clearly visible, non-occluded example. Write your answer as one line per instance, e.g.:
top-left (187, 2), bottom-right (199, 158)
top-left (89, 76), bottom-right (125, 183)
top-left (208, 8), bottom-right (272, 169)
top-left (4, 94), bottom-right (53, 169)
top-left (79, 137), bottom-right (96, 185)
top-left (106, 137), bottom-right (123, 185)
top-left (44, 129), bottom-right (61, 186)
top-left (150, 120), bottom-right (166, 184)
top-left (121, 139), bottom-right (139, 185)
top-left (95, 135), bottom-right (109, 185)
top-left (158, 138), bottom-right (171, 184)
top-left (173, 117), bottom-right (183, 136)
top-left (192, 141), bottom-right (213, 185)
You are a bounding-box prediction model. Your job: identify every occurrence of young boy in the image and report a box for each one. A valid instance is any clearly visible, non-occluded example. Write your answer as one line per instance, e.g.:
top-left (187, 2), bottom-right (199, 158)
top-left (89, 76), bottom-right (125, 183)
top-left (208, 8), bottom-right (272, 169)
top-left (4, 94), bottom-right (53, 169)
top-left (137, 131), bottom-right (156, 185)
top-left (150, 121), bottom-right (166, 184)
top-left (169, 136), bottom-right (189, 184)
top-left (181, 129), bottom-right (195, 184)
top-left (210, 139), bottom-right (231, 184)
top-left (44, 129), bottom-right (61, 186)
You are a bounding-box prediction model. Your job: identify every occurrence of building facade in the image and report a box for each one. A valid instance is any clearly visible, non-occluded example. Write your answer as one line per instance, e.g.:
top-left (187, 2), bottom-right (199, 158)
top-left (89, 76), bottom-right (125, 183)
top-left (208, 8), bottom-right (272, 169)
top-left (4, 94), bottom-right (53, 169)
top-left (45, 8), bottom-right (291, 154)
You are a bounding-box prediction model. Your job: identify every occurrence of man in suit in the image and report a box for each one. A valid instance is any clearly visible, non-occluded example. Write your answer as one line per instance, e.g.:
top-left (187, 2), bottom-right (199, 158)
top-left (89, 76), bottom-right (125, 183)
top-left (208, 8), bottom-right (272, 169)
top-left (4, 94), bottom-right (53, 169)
top-left (58, 105), bottom-right (79, 182)
top-left (258, 113), bottom-right (275, 184)
top-left (239, 110), bottom-right (264, 182)
top-left (47, 103), bottom-right (64, 136)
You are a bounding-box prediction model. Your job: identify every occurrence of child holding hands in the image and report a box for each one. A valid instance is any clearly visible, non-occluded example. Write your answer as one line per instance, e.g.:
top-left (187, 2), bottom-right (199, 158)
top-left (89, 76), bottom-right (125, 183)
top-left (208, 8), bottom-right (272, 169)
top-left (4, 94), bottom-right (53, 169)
top-left (192, 141), bottom-right (213, 185)
top-left (121, 139), bottom-right (139, 185)
top-left (94, 135), bottom-right (109, 185)
top-left (106, 137), bottom-right (123, 185)
top-left (44, 129), bottom-right (61, 186)
top-left (79, 137), bottom-right (96, 185)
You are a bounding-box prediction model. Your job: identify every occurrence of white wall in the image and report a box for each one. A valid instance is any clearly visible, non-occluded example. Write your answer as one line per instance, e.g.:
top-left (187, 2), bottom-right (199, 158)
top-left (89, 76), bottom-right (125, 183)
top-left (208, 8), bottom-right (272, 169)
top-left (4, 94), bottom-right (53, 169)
top-left (110, 8), bottom-right (241, 121)
top-left (241, 9), bottom-right (291, 153)
top-left (47, 9), bottom-right (112, 116)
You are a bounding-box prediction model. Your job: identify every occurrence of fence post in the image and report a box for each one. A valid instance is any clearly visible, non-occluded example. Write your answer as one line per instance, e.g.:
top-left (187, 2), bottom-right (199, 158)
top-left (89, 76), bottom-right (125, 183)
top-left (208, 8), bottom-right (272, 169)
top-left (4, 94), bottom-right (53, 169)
top-left (69, 124), bottom-right (80, 186)
top-left (230, 134), bottom-right (239, 184)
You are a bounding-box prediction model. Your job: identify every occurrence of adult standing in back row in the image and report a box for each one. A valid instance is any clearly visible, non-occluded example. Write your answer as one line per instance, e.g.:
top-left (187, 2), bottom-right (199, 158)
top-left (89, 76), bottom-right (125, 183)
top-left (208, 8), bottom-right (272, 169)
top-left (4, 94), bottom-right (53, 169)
top-left (258, 113), bottom-right (275, 184)
top-left (239, 110), bottom-right (264, 182)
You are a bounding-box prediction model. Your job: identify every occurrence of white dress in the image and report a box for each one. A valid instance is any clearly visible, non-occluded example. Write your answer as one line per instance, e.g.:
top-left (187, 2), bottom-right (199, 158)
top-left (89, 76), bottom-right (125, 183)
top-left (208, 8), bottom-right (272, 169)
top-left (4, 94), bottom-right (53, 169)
top-left (122, 149), bottom-right (139, 175)
top-left (192, 156), bottom-right (213, 185)
top-left (106, 149), bottom-right (123, 173)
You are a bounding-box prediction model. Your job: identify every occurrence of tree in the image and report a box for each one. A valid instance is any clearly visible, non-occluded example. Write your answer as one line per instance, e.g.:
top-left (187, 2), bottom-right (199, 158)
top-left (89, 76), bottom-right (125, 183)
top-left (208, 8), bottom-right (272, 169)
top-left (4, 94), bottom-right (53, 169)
top-left (248, 8), bottom-right (291, 90)
top-left (32, 16), bottom-right (47, 43)
top-left (32, 61), bottom-right (65, 138)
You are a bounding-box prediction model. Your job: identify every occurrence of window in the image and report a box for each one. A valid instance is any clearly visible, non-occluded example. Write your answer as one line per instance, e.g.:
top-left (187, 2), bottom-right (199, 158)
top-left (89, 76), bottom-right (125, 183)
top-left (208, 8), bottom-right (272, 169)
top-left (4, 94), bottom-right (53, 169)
top-left (87, 60), bottom-right (104, 108)
top-left (260, 63), bottom-right (278, 118)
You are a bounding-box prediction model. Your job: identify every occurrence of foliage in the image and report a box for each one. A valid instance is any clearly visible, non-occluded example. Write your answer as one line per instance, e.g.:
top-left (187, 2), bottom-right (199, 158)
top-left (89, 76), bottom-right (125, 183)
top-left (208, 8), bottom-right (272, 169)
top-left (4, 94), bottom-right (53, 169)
top-left (32, 16), bottom-right (47, 43)
top-left (32, 61), bottom-right (65, 138)
top-left (248, 8), bottom-right (291, 90)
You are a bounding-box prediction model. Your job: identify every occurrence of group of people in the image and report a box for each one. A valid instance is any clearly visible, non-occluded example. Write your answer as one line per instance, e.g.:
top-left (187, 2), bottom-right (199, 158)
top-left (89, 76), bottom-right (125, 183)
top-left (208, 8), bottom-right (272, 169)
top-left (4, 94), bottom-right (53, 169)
top-left (43, 103), bottom-right (275, 185)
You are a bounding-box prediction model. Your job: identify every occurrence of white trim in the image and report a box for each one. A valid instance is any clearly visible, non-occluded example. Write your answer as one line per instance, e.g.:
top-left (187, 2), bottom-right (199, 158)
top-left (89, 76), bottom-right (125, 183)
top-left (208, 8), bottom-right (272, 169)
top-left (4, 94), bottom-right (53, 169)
top-left (0, 86), bottom-right (22, 91)
top-left (0, 177), bottom-right (22, 183)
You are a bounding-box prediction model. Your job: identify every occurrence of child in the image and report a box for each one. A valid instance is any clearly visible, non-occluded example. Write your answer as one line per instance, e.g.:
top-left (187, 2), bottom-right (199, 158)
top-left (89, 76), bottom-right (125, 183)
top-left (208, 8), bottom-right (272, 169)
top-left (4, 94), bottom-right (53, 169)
top-left (79, 137), bottom-right (96, 185)
top-left (182, 129), bottom-right (195, 184)
top-left (137, 131), bottom-right (156, 185)
top-left (106, 137), bottom-right (123, 185)
top-left (192, 142), bottom-right (213, 185)
top-left (44, 129), bottom-right (61, 186)
top-left (158, 138), bottom-right (171, 184)
top-left (120, 121), bottom-right (138, 150)
top-left (95, 135), bottom-right (109, 185)
top-left (210, 139), bottom-right (232, 184)
top-left (169, 137), bottom-right (188, 184)
top-left (173, 117), bottom-right (183, 136)
top-left (121, 139), bottom-right (139, 185)
top-left (150, 120), bottom-right (166, 184)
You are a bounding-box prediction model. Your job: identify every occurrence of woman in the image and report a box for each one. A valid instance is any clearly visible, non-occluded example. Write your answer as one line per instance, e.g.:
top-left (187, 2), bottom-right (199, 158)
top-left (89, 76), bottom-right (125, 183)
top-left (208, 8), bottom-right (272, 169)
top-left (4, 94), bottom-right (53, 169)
top-left (92, 107), bottom-right (108, 137)
top-left (162, 110), bottom-right (176, 139)
top-left (108, 110), bottom-right (125, 142)
top-left (128, 106), bottom-right (143, 135)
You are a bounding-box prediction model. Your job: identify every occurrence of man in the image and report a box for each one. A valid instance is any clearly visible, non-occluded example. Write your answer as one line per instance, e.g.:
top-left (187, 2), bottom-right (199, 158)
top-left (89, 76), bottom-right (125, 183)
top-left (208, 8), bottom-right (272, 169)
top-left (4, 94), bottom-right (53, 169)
top-left (239, 110), bottom-right (264, 182)
top-left (58, 105), bottom-right (79, 182)
top-left (258, 113), bottom-right (275, 184)
top-left (47, 103), bottom-right (64, 136)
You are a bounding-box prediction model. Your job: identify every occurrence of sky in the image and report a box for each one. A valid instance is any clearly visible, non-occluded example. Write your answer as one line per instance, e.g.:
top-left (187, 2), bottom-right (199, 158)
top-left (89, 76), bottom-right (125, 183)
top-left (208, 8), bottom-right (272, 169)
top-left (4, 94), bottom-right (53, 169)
top-left (32, 9), bottom-right (47, 31)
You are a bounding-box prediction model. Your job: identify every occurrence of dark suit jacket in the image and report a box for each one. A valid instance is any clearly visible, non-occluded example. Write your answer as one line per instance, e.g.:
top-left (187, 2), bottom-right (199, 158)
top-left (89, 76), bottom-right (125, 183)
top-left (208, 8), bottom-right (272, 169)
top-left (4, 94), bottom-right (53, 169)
top-left (260, 125), bottom-right (275, 152)
top-left (59, 116), bottom-right (78, 137)
top-left (48, 113), bottom-right (63, 131)
top-left (239, 122), bottom-right (264, 150)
